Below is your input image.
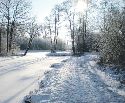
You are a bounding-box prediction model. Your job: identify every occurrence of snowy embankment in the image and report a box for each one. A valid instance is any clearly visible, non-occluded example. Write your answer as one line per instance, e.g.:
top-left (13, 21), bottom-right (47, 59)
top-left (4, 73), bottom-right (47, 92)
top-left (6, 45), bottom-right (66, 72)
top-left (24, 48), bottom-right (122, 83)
top-left (0, 51), bottom-right (69, 103)
top-left (81, 54), bottom-right (125, 97)
top-left (24, 53), bottom-right (125, 103)
top-left (46, 52), bottom-right (71, 56)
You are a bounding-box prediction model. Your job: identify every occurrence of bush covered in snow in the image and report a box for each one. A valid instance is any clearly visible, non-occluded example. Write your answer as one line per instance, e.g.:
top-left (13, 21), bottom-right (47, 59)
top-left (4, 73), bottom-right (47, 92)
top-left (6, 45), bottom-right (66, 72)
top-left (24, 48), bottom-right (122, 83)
top-left (98, 3), bottom-right (125, 65)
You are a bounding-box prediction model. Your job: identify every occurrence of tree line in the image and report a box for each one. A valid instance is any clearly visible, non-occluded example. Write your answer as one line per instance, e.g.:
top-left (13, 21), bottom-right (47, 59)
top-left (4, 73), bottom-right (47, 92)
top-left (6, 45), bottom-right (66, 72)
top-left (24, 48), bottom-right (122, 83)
top-left (0, 0), bottom-right (66, 56)
top-left (0, 0), bottom-right (125, 65)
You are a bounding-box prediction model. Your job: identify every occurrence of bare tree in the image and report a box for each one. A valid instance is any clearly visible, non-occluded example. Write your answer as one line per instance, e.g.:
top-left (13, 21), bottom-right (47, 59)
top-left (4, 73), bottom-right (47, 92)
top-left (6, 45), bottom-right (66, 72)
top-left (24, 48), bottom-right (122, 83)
top-left (61, 0), bottom-right (76, 54)
top-left (0, 0), bottom-right (31, 54)
top-left (24, 18), bottom-right (40, 56)
top-left (44, 16), bottom-right (53, 52)
top-left (43, 5), bottom-right (63, 53)
top-left (50, 4), bottom-right (63, 53)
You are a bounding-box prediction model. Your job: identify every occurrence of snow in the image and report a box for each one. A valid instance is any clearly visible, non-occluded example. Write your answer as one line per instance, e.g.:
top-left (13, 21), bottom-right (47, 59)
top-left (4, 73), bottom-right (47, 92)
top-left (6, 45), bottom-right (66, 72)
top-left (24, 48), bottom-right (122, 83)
top-left (46, 51), bottom-right (71, 56)
top-left (0, 51), bottom-right (69, 103)
top-left (1, 51), bottom-right (125, 103)
top-left (26, 52), bottom-right (125, 103)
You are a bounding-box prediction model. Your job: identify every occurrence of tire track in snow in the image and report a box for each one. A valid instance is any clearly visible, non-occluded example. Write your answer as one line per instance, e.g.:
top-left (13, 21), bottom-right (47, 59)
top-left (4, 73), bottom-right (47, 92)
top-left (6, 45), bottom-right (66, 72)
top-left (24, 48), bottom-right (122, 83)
top-left (0, 56), bottom-right (34, 68)
top-left (0, 57), bottom-right (47, 76)
top-left (0, 57), bottom-right (40, 69)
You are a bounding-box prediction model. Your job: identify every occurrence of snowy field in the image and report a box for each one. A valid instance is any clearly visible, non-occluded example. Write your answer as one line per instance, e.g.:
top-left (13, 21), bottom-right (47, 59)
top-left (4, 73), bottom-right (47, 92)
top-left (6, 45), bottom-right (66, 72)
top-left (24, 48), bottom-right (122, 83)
top-left (24, 53), bottom-right (125, 103)
top-left (0, 51), bottom-right (70, 103)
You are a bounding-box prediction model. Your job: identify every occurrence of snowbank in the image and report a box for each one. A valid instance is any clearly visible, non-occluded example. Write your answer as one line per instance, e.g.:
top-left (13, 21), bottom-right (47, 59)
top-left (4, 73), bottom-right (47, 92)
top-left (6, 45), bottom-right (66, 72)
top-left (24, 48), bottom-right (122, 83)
top-left (80, 53), bottom-right (125, 97)
top-left (46, 52), bottom-right (71, 56)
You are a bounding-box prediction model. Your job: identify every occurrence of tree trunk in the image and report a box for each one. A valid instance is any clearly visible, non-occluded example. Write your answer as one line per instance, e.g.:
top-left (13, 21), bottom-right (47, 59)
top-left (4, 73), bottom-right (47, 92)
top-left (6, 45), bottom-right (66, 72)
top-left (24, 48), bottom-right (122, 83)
top-left (23, 37), bottom-right (33, 56)
top-left (69, 19), bottom-right (75, 55)
top-left (23, 47), bottom-right (29, 56)
top-left (7, 19), bottom-right (9, 53)
top-left (54, 14), bottom-right (57, 52)
top-left (72, 14), bottom-right (75, 55)
top-left (9, 22), bottom-right (14, 51)
top-left (122, 7), bottom-right (125, 36)
top-left (49, 27), bottom-right (54, 53)
top-left (72, 40), bottom-right (75, 54)
top-left (0, 28), bottom-right (1, 53)
top-left (72, 31), bottom-right (75, 55)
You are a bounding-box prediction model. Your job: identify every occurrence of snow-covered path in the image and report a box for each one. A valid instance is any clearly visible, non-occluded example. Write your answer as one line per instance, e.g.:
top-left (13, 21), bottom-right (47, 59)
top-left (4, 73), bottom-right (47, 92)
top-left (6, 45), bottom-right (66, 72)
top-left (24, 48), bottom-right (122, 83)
top-left (0, 52), bottom-right (68, 103)
top-left (30, 53), bottom-right (125, 103)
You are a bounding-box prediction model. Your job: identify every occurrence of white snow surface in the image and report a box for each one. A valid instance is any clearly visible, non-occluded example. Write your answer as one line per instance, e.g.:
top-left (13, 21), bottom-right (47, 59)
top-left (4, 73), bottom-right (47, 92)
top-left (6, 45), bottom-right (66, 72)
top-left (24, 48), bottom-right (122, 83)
top-left (0, 51), bottom-right (69, 103)
top-left (46, 52), bottom-right (71, 56)
top-left (27, 53), bottom-right (125, 103)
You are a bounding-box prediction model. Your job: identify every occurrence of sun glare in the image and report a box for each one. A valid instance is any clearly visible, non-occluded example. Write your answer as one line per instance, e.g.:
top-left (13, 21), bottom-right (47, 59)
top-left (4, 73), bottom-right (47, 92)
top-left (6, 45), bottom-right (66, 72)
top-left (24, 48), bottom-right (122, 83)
top-left (75, 0), bottom-right (87, 13)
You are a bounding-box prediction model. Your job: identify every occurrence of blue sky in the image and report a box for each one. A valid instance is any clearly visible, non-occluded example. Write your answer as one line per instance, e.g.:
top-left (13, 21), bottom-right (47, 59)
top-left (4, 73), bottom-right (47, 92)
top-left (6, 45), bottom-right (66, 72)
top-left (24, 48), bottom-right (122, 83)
top-left (31, 0), bottom-right (65, 23)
